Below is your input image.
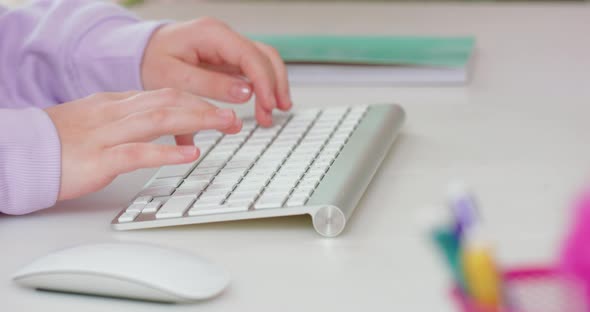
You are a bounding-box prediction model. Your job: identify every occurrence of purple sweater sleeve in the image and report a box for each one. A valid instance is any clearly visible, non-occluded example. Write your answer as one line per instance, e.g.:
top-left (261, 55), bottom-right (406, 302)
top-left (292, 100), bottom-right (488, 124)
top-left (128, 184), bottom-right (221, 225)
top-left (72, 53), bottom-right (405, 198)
top-left (0, 0), bottom-right (163, 214)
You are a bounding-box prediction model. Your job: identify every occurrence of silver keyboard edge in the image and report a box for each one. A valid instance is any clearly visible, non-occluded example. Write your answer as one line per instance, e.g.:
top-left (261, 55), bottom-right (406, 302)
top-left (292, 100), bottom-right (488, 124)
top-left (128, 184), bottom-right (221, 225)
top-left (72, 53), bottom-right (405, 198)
top-left (306, 103), bottom-right (405, 236)
top-left (111, 205), bottom-right (317, 231)
top-left (111, 104), bottom-right (405, 237)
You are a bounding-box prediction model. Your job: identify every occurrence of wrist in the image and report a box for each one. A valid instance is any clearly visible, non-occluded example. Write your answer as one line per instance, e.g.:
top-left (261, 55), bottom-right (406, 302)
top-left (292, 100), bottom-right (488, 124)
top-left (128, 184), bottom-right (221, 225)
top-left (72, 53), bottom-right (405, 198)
top-left (0, 108), bottom-right (61, 214)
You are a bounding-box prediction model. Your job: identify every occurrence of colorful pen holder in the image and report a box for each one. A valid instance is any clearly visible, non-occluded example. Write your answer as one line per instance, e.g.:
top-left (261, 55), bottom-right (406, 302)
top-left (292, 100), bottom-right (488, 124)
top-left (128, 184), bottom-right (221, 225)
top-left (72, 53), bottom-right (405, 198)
top-left (451, 266), bottom-right (587, 312)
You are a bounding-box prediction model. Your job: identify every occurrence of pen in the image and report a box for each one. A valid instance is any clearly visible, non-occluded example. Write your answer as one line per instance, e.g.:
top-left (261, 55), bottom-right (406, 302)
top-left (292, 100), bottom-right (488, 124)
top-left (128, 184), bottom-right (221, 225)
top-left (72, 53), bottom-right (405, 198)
top-left (461, 226), bottom-right (503, 310)
top-left (422, 205), bottom-right (467, 291)
top-left (432, 226), bottom-right (467, 292)
top-left (448, 181), bottom-right (479, 240)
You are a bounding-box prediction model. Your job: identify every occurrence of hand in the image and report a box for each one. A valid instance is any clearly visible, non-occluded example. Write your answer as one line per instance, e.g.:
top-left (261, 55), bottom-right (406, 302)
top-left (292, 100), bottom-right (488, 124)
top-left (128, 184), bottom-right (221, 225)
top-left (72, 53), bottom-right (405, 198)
top-left (45, 89), bottom-right (242, 201)
top-left (141, 17), bottom-right (292, 134)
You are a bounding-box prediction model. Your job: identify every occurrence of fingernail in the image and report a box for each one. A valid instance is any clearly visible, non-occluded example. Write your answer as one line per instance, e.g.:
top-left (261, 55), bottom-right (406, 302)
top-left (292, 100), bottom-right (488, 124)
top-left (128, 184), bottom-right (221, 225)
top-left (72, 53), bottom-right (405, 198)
top-left (230, 83), bottom-right (252, 101)
top-left (216, 108), bottom-right (235, 123)
top-left (179, 145), bottom-right (198, 158)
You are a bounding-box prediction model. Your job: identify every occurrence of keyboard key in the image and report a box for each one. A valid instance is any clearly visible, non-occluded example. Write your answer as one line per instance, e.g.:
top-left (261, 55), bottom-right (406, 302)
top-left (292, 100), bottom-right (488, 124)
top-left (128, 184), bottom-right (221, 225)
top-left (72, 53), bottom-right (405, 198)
top-left (194, 196), bottom-right (225, 206)
top-left (173, 188), bottom-right (205, 197)
top-left (180, 179), bottom-right (209, 188)
top-left (214, 144), bottom-right (241, 154)
top-left (255, 191), bottom-right (290, 209)
top-left (185, 174), bottom-right (215, 184)
top-left (224, 159), bottom-right (254, 169)
top-left (139, 186), bottom-right (176, 197)
top-left (293, 185), bottom-right (316, 198)
top-left (156, 196), bottom-right (196, 219)
top-left (303, 169), bottom-right (326, 180)
top-left (311, 156), bottom-right (333, 167)
top-left (141, 200), bottom-right (163, 213)
top-left (188, 203), bottom-right (249, 216)
top-left (197, 159), bottom-right (226, 168)
top-left (325, 139), bottom-right (346, 148)
top-left (206, 151), bottom-right (233, 160)
top-left (295, 108), bottom-right (320, 117)
top-left (227, 190), bottom-right (259, 202)
top-left (147, 177), bottom-right (183, 188)
top-left (286, 194), bottom-right (309, 207)
top-left (254, 200), bottom-right (284, 210)
top-left (218, 167), bottom-right (248, 175)
top-left (212, 175), bottom-right (242, 186)
top-left (251, 161), bottom-right (282, 172)
top-left (241, 174), bottom-right (271, 186)
top-left (233, 182), bottom-right (265, 194)
top-left (155, 162), bottom-right (196, 178)
top-left (191, 167), bottom-right (220, 175)
top-left (297, 178), bottom-right (320, 189)
top-left (194, 130), bottom-right (222, 141)
top-left (201, 188), bottom-right (232, 199)
top-left (126, 203), bottom-right (145, 213)
top-left (118, 211), bottom-right (139, 223)
top-left (133, 195), bottom-right (153, 204)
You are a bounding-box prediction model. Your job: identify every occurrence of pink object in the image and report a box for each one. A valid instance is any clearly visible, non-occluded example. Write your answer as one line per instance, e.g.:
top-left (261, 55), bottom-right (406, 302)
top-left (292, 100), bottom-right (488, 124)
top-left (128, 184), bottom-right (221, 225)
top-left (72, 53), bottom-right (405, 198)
top-left (561, 189), bottom-right (590, 309)
top-left (451, 266), bottom-right (587, 312)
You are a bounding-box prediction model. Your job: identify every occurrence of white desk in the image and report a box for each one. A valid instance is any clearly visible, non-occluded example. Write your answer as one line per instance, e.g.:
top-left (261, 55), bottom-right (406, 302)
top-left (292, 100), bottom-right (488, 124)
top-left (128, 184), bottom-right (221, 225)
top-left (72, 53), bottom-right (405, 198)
top-left (2, 2), bottom-right (590, 311)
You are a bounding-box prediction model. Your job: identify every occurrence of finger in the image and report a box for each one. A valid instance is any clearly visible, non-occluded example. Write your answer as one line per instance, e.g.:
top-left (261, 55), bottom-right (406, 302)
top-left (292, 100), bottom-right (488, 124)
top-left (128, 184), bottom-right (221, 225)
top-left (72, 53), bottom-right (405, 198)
top-left (100, 104), bottom-right (240, 146)
top-left (109, 88), bottom-right (219, 121)
top-left (255, 42), bottom-right (292, 111)
top-left (107, 89), bottom-right (185, 120)
top-left (185, 19), bottom-right (278, 113)
top-left (200, 63), bottom-right (244, 76)
top-left (174, 113), bottom-right (242, 146)
top-left (82, 91), bottom-right (146, 123)
top-left (175, 134), bottom-right (195, 146)
top-left (89, 90), bottom-right (142, 102)
top-left (224, 116), bottom-right (243, 134)
top-left (166, 59), bottom-right (253, 103)
top-left (105, 143), bottom-right (200, 175)
top-left (255, 102), bottom-right (273, 127)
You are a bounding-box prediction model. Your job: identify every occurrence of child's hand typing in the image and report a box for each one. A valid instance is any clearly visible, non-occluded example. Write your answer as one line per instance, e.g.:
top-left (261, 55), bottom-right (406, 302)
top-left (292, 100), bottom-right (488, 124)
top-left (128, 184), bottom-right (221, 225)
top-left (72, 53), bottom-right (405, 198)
top-left (141, 17), bottom-right (292, 133)
top-left (48, 18), bottom-right (292, 202)
top-left (0, 3), bottom-right (294, 214)
top-left (45, 89), bottom-right (242, 201)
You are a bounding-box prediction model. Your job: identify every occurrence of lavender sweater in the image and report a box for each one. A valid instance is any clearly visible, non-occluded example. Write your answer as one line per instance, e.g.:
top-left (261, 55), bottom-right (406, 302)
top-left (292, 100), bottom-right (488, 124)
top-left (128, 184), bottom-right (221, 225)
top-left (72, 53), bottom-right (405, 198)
top-left (0, 0), bottom-right (161, 215)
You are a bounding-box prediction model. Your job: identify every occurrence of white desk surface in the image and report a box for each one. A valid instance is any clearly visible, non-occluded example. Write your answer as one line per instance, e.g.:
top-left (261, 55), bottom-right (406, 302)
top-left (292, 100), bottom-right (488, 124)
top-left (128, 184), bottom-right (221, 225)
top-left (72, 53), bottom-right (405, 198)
top-left (2, 2), bottom-right (590, 311)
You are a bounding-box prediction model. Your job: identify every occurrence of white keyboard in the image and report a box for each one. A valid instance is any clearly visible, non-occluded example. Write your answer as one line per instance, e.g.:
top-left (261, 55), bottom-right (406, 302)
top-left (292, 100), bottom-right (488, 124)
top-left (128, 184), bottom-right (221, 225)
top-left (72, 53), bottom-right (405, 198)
top-left (112, 104), bottom-right (405, 237)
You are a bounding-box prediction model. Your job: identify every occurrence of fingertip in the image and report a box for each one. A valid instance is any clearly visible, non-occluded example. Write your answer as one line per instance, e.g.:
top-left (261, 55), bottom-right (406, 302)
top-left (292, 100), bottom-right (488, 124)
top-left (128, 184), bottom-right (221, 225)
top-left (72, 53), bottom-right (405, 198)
top-left (254, 99), bottom-right (273, 127)
top-left (259, 92), bottom-right (276, 111)
top-left (258, 112), bottom-right (273, 127)
top-left (278, 97), bottom-right (293, 111)
top-left (215, 108), bottom-right (238, 128)
top-left (178, 145), bottom-right (200, 162)
top-left (234, 118), bottom-right (243, 132)
top-left (223, 117), bottom-right (243, 134)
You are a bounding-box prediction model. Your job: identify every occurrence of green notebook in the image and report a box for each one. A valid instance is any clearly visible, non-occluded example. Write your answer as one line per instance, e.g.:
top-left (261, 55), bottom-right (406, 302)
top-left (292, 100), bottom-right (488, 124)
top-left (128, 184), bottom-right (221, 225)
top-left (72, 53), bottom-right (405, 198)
top-left (249, 35), bottom-right (475, 85)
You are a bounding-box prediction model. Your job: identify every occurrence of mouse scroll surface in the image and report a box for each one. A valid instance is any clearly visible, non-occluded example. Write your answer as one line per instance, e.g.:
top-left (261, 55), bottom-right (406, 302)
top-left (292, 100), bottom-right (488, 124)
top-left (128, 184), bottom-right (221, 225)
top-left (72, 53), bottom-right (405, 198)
top-left (12, 243), bottom-right (230, 303)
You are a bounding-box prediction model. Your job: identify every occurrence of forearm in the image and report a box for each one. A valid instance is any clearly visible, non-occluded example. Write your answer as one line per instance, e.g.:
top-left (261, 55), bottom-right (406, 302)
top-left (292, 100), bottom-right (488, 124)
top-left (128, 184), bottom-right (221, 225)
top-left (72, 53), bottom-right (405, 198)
top-left (0, 0), bottom-right (163, 108)
top-left (0, 108), bottom-right (61, 215)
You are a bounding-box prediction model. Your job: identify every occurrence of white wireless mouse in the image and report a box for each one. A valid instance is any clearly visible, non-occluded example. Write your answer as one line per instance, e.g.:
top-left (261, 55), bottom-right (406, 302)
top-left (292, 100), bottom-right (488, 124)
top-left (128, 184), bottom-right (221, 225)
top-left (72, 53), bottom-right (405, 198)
top-left (12, 242), bottom-right (230, 303)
